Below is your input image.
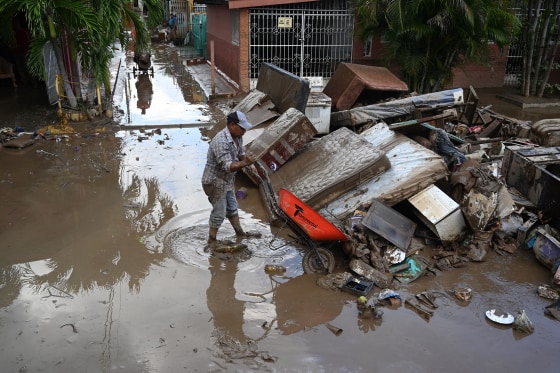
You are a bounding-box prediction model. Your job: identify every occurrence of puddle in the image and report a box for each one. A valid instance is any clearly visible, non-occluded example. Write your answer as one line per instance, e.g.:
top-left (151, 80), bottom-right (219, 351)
top-left (113, 44), bottom-right (215, 127)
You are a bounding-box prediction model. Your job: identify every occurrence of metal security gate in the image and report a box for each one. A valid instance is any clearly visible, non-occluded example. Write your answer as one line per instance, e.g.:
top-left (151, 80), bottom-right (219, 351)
top-left (504, 2), bottom-right (523, 86)
top-left (249, 2), bottom-right (353, 81)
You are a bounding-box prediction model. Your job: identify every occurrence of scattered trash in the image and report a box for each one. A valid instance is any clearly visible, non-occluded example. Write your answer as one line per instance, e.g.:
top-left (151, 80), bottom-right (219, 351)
top-left (405, 298), bottom-right (434, 320)
top-left (349, 259), bottom-right (393, 289)
top-left (537, 284), bottom-right (559, 300)
top-left (532, 226), bottom-right (560, 269)
top-left (415, 292), bottom-right (438, 309)
top-left (453, 287), bottom-right (472, 301)
top-left (264, 264), bottom-right (286, 275)
top-left (356, 295), bottom-right (383, 319)
top-left (214, 243), bottom-right (247, 253)
top-left (545, 299), bottom-right (560, 321)
top-left (392, 257), bottom-right (427, 283)
top-left (342, 276), bottom-right (374, 296)
top-left (325, 323), bottom-right (343, 336)
top-left (513, 310), bottom-right (534, 334)
top-left (378, 289), bottom-right (402, 306)
top-left (388, 260), bottom-right (411, 274)
top-left (316, 272), bottom-right (352, 291)
top-left (36, 149), bottom-right (56, 157)
top-left (466, 229), bottom-right (491, 261)
top-left (236, 187), bottom-right (248, 199)
top-left (2, 132), bottom-right (35, 148)
top-left (485, 309), bottom-right (514, 325)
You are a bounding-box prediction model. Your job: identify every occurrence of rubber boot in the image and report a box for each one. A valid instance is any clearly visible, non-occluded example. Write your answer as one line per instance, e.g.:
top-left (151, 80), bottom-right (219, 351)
top-left (208, 227), bottom-right (219, 244)
top-left (228, 215), bottom-right (246, 237)
top-left (228, 215), bottom-right (261, 238)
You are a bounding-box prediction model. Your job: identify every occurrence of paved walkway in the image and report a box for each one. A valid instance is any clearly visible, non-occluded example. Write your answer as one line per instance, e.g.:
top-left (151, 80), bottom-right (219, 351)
top-left (185, 61), bottom-right (239, 100)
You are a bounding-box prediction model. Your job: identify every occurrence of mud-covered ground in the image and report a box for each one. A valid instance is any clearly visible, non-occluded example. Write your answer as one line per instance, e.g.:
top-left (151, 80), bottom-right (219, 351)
top-left (1, 43), bottom-right (560, 372)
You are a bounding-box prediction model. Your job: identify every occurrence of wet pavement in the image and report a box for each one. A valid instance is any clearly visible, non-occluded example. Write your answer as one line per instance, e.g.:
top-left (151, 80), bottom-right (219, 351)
top-left (1, 41), bottom-right (560, 372)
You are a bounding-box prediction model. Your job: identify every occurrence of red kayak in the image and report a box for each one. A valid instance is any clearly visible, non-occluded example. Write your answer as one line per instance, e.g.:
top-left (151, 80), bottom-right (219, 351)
top-left (278, 188), bottom-right (348, 242)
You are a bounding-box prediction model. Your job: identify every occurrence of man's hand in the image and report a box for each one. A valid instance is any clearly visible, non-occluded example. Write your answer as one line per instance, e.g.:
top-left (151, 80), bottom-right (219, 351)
top-left (243, 151), bottom-right (256, 167)
top-left (230, 152), bottom-right (257, 172)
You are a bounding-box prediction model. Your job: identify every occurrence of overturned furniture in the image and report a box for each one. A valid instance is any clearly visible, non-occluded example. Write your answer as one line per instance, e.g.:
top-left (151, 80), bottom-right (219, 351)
top-left (243, 108), bottom-right (317, 184)
top-left (502, 145), bottom-right (560, 227)
top-left (408, 185), bottom-right (467, 242)
top-left (323, 63), bottom-right (408, 111)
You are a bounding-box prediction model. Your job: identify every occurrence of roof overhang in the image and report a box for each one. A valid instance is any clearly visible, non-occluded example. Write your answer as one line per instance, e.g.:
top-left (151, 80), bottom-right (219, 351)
top-left (229, 0), bottom-right (317, 9)
top-left (196, 0), bottom-right (318, 9)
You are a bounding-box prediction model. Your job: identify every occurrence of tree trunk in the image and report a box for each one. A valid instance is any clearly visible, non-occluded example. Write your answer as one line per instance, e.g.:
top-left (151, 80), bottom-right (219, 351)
top-left (47, 14), bottom-right (78, 108)
top-left (537, 1), bottom-right (560, 97)
top-left (531, 1), bottom-right (552, 95)
top-left (87, 76), bottom-right (96, 105)
top-left (523, 0), bottom-right (542, 97)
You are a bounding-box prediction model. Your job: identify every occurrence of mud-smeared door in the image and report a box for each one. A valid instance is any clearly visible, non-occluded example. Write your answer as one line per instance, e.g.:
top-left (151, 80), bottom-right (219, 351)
top-left (249, 3), bottom-right (353, 80)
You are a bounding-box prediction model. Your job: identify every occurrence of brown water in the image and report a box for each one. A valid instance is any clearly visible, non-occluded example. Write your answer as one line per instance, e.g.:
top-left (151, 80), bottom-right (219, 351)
top-left (1, 44), bottom-right (559, 372)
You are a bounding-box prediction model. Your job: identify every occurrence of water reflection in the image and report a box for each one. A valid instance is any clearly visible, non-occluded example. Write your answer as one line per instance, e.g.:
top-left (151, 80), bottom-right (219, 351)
top-left (119, 43), bottom-right (210, 126)
top-left (0, 133), bottom-right (171, 306)
top-left (207, 257), bottom-right (247, 341)
top-left (122, 174), bottom-right (177, 234)
top-left (135, 73), bottom-right (153, 115)
top-left (274, 274), bottom-right (343, 335)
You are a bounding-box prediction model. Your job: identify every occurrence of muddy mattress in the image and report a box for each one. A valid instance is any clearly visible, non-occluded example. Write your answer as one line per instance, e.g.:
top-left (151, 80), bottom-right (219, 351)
top-left (319, 122), bottom-right (449, 219)
top-left (265, 126), bottom-right (391, 210)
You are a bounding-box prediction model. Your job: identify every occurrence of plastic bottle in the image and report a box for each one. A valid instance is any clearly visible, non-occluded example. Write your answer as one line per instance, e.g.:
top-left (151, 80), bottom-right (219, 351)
top-left (264, 265), bottom-right (286, 274)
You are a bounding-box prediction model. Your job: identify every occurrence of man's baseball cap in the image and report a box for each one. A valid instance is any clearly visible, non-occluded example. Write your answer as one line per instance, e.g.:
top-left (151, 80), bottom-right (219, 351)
top-left (228, 111), bottom-right (253, 130)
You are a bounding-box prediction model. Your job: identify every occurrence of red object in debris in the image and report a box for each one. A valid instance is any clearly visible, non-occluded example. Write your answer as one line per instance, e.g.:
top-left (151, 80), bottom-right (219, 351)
top-left (278, 188), bottom-right (348, 242)
top-left (468, 125), bottom-right (484, 134)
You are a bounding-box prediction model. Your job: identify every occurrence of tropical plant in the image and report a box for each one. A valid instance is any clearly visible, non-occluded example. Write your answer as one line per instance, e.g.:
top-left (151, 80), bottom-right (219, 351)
top-left (353, 0), bottom-right (520, 93)
top-left (0, 0), bottom-right (164, 109)
top-left (518, 0), bottom-right (560, 97)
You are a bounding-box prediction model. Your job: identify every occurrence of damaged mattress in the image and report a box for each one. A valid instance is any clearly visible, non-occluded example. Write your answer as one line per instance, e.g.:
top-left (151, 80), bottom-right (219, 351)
top-left (319, 122), bottom-right (449, 219)
top-left (265, 126), bottom-right (391, 210)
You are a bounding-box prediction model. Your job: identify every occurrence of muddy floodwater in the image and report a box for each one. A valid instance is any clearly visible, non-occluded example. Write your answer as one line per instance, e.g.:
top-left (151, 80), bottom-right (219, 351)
top-left (1, 43), bottom-right (560, 372)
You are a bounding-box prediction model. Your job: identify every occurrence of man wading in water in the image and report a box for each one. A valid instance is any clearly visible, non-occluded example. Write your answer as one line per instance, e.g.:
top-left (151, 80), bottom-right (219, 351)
top-left (202, 111), bottom-right (259, 244)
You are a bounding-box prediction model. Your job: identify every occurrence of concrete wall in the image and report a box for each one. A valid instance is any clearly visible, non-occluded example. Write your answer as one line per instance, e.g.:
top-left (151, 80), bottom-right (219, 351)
top-left (205, 5), bottom-right (240, 90)
top-left (451, 44), bottom-right (508, 88)
top-left (352, 38), bottom-right (508, 89)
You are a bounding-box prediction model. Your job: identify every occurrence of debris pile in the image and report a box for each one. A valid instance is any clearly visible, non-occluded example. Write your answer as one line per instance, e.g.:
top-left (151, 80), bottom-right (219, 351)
top-left (220, 62), bottom-right (560, 328)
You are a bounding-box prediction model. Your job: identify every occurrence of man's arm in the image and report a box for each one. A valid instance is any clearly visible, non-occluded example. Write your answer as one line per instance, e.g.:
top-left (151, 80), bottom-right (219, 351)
top-left (229, 151), bottom-right (255, 172)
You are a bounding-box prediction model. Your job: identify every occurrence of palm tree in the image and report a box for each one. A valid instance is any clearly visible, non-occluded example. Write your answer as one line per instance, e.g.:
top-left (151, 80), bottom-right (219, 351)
top-left (353, 0), bottom-right (520, 93)
top-left (0, 0), bottom-right (163, 109)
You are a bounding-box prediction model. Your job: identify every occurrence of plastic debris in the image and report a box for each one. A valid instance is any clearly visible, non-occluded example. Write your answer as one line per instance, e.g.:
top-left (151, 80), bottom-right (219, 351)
top-left (485, 309), bottom-right (514, 325)
top-left (513, 310), bottom-right (534, 334)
